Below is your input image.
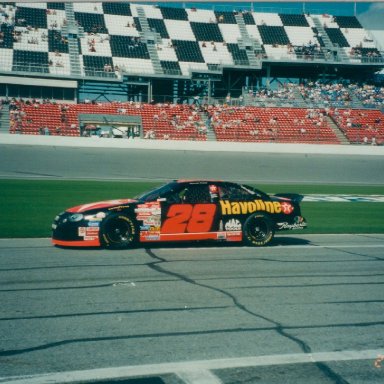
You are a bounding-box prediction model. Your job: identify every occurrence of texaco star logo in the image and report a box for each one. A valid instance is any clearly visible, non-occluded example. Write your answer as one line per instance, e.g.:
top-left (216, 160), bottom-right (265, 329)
top-left (281, 202), bottom-right (294, 214)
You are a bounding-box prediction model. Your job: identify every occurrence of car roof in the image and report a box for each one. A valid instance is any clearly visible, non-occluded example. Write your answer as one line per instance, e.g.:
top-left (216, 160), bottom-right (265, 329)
top-left (176, 179), bottom-right (224, 184)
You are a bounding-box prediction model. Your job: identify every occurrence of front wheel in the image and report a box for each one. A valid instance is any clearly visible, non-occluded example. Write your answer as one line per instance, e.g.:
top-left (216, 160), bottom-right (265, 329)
top-left (243, 213), bottom-right (275, 246)
top-left (100, 214), bottom-right (137, 249)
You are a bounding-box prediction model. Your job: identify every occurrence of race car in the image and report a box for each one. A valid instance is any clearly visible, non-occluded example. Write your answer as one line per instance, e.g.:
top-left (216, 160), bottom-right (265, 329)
top-left (52, 180), bottom-right (307, 249)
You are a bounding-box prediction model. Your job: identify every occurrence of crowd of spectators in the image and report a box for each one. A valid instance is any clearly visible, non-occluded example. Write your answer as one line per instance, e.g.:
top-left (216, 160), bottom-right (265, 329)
top-left (3, 78), bottom-right (384, 145)
top-left (243, 81), bottom-right (384, 110)
top-left (350, 84), bottom-right (384, 109)
top-left (298, 81), bottom-right (353, 107)
top-left (245, 84), bottom-right (297, 103)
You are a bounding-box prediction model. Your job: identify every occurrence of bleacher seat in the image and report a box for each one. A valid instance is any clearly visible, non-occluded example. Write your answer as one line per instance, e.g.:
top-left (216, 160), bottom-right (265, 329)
top-left (15, 6), bottom-right (47, 29)
top-left (74, 12), bottom-right (108, 34)
top-left (102, 2), bottom-right (132, 16)
top-left (148, 18), bottom-right (169, 39)
top-left (329, 108), bottom-right (384, 144)
top-left (48, 3), bottom-right (66, 11)
top-left (242, 12), bottom-right (256, 25)
top-left (334, 16), bottom-right (363, 29)
top-left (210, 106), bottom-right (341, 144)
top-left (173, 40), bottom-right (204, 63)
top-left (258, 25), bottom-right (290, 46)
top-left (190, 22), bottom-right (223, 43)
top-left (214, 11), bottom-right (237, 24)
top-left (324, 28), bottom-right (350, 47)
top-left (279, 14), bottom-right (309, 27)
top-left (12, 50), bottom-right (49, 73)
top-left (227, 43), bottom-right (249, 65)
top-left (109, 35), bottom-right (149, 59)
top-left (161, 6), bottom-right (188, 21)
top-left (48, 30), bottom-right (69, 54)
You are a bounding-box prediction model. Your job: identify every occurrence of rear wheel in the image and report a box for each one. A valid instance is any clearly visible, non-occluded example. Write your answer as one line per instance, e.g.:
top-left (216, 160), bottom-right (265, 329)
top-left (243, 213), bottom-right (274, 246)
top-left (100, 214), bottom-right (137, 249)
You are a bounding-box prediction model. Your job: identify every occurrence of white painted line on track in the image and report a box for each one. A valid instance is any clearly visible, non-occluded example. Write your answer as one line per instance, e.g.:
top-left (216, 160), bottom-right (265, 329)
top-left (176, 369), bottom-right (223, 384)
top-left (303, 194), bottom-right (384, 202)
top-left (1, 349), bottom-right (383, 384)
top-left (155, 244), bottom-right (384, 251)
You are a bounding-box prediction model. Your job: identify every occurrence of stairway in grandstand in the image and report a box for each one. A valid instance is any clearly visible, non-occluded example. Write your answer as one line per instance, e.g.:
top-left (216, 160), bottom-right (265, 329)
top-left (234, 13), bottom-right (262, 69)
top-left (136, 6), bottom-right (164, 74)
top-left (64, 2), bottom-right (83, 77)
top-left (198, 110), bottom-right (216, 141)
top-left (325, 115), bottom-right (350, 144)
top-left (312, 16), bottom-right (340, 61)
top-left (0, 104), bottom-right (10, 133)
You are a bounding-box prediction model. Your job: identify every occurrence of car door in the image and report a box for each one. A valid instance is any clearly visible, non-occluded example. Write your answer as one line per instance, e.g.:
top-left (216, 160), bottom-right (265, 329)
top-left (159, 183), bottom-right (219, 241)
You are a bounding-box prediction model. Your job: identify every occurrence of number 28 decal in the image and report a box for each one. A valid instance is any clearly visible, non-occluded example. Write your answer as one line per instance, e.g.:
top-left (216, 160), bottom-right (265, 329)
top-left (161, 204), bottom-right (216, 234)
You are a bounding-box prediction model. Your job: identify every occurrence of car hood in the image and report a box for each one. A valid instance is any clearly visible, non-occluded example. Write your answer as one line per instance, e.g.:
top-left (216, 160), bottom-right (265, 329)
top-left (67, 199), bottom-right (138, 213)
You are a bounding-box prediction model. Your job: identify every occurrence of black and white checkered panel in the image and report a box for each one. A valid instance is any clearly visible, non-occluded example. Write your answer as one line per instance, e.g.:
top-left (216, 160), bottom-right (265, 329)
top-left (130, 3), bottom-right (205, 75)
top-left (1, 2), bottom-right (381, 78)
top-left (98, 4), bottom-right (154, 76)
top-left (1, 2), bottom-right (70, 76)
top-left (248, 11), bottom-right (320, 61)
top-left (332, 15), bottom-right (377, 59)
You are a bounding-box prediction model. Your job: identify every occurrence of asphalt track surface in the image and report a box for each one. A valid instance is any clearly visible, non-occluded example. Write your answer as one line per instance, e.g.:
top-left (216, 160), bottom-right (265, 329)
top-left (1, 142), bottom-right (384, 383)
top-left (1, 144), bottom-right (384, 184)
top-left (0, 235), bottom-right (384, 384)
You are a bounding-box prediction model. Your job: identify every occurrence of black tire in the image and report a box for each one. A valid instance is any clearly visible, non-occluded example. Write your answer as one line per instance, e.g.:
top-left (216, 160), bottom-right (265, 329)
top-left (100, 214), bottom-right (137, 249)
top-left (243, 213), bottom-right (275, 246)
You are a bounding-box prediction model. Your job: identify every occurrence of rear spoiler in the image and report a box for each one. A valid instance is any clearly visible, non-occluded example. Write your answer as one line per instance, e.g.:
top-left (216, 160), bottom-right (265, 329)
top-left (273, 193), bottom-right (304, 204)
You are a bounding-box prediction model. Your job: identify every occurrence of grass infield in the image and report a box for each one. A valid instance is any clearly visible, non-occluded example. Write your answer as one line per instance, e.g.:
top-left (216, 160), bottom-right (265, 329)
top-left (1, 180), bottom-right (383, 238)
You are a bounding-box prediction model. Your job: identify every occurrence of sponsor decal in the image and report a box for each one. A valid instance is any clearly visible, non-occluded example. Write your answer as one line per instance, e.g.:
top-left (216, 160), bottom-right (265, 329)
top-left (277, 222), bottom-right (306, 230)
top-left (217, 232), bottom-right (227, 240)
top-left (84, 236), bottom-right (98, 241)
top-left (220, 200), bottom-right (286, 215)
top-left (78, 227), bottom-right (86, 236)
top-left (209, 185), bottom-right (218, 194)
top-left (136, 212), bottom-right (153, 218)
top-left (277, 216), bottom-right (306, 230)
top-left (135, 202), bottom-right (161, 215)
top-left (281, 202), bottom-right (294, 214)
top-left (143, 217), bottom-right (161, 226)
top-left (84, 212), bottom-right (106, 221)
top-left (136, 202), bottom-right (162, 227)
top-left (226, 231), bottom-right (242, 241)
top-left (109, 205), bottom-right (130, 211)
top-left (88, 221), bottom-right (100, 227)
top-left (78, 227), bottom-right (100, 237)
top-left (225, 219), bottom-right (242, 231)
top-left (144, 235), bottom-right (160, 241)
top-left (140, 225), bottom-right (151, 231)
top-left (209, 184), bottom-right (219, 199)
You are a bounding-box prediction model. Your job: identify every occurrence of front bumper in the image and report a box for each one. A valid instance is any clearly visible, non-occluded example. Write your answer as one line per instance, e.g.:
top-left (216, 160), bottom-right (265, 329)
top-left (52, 212), bottom-right (101, 247)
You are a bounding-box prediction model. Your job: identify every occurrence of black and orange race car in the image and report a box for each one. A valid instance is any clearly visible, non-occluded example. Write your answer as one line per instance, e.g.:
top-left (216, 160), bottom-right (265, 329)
top-left (52, 180), bottom-right (307, 249)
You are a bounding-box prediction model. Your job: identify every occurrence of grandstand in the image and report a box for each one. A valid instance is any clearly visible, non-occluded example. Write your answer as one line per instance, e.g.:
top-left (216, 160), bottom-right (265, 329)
top-left (0, 2), bottom-right (383, 145)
